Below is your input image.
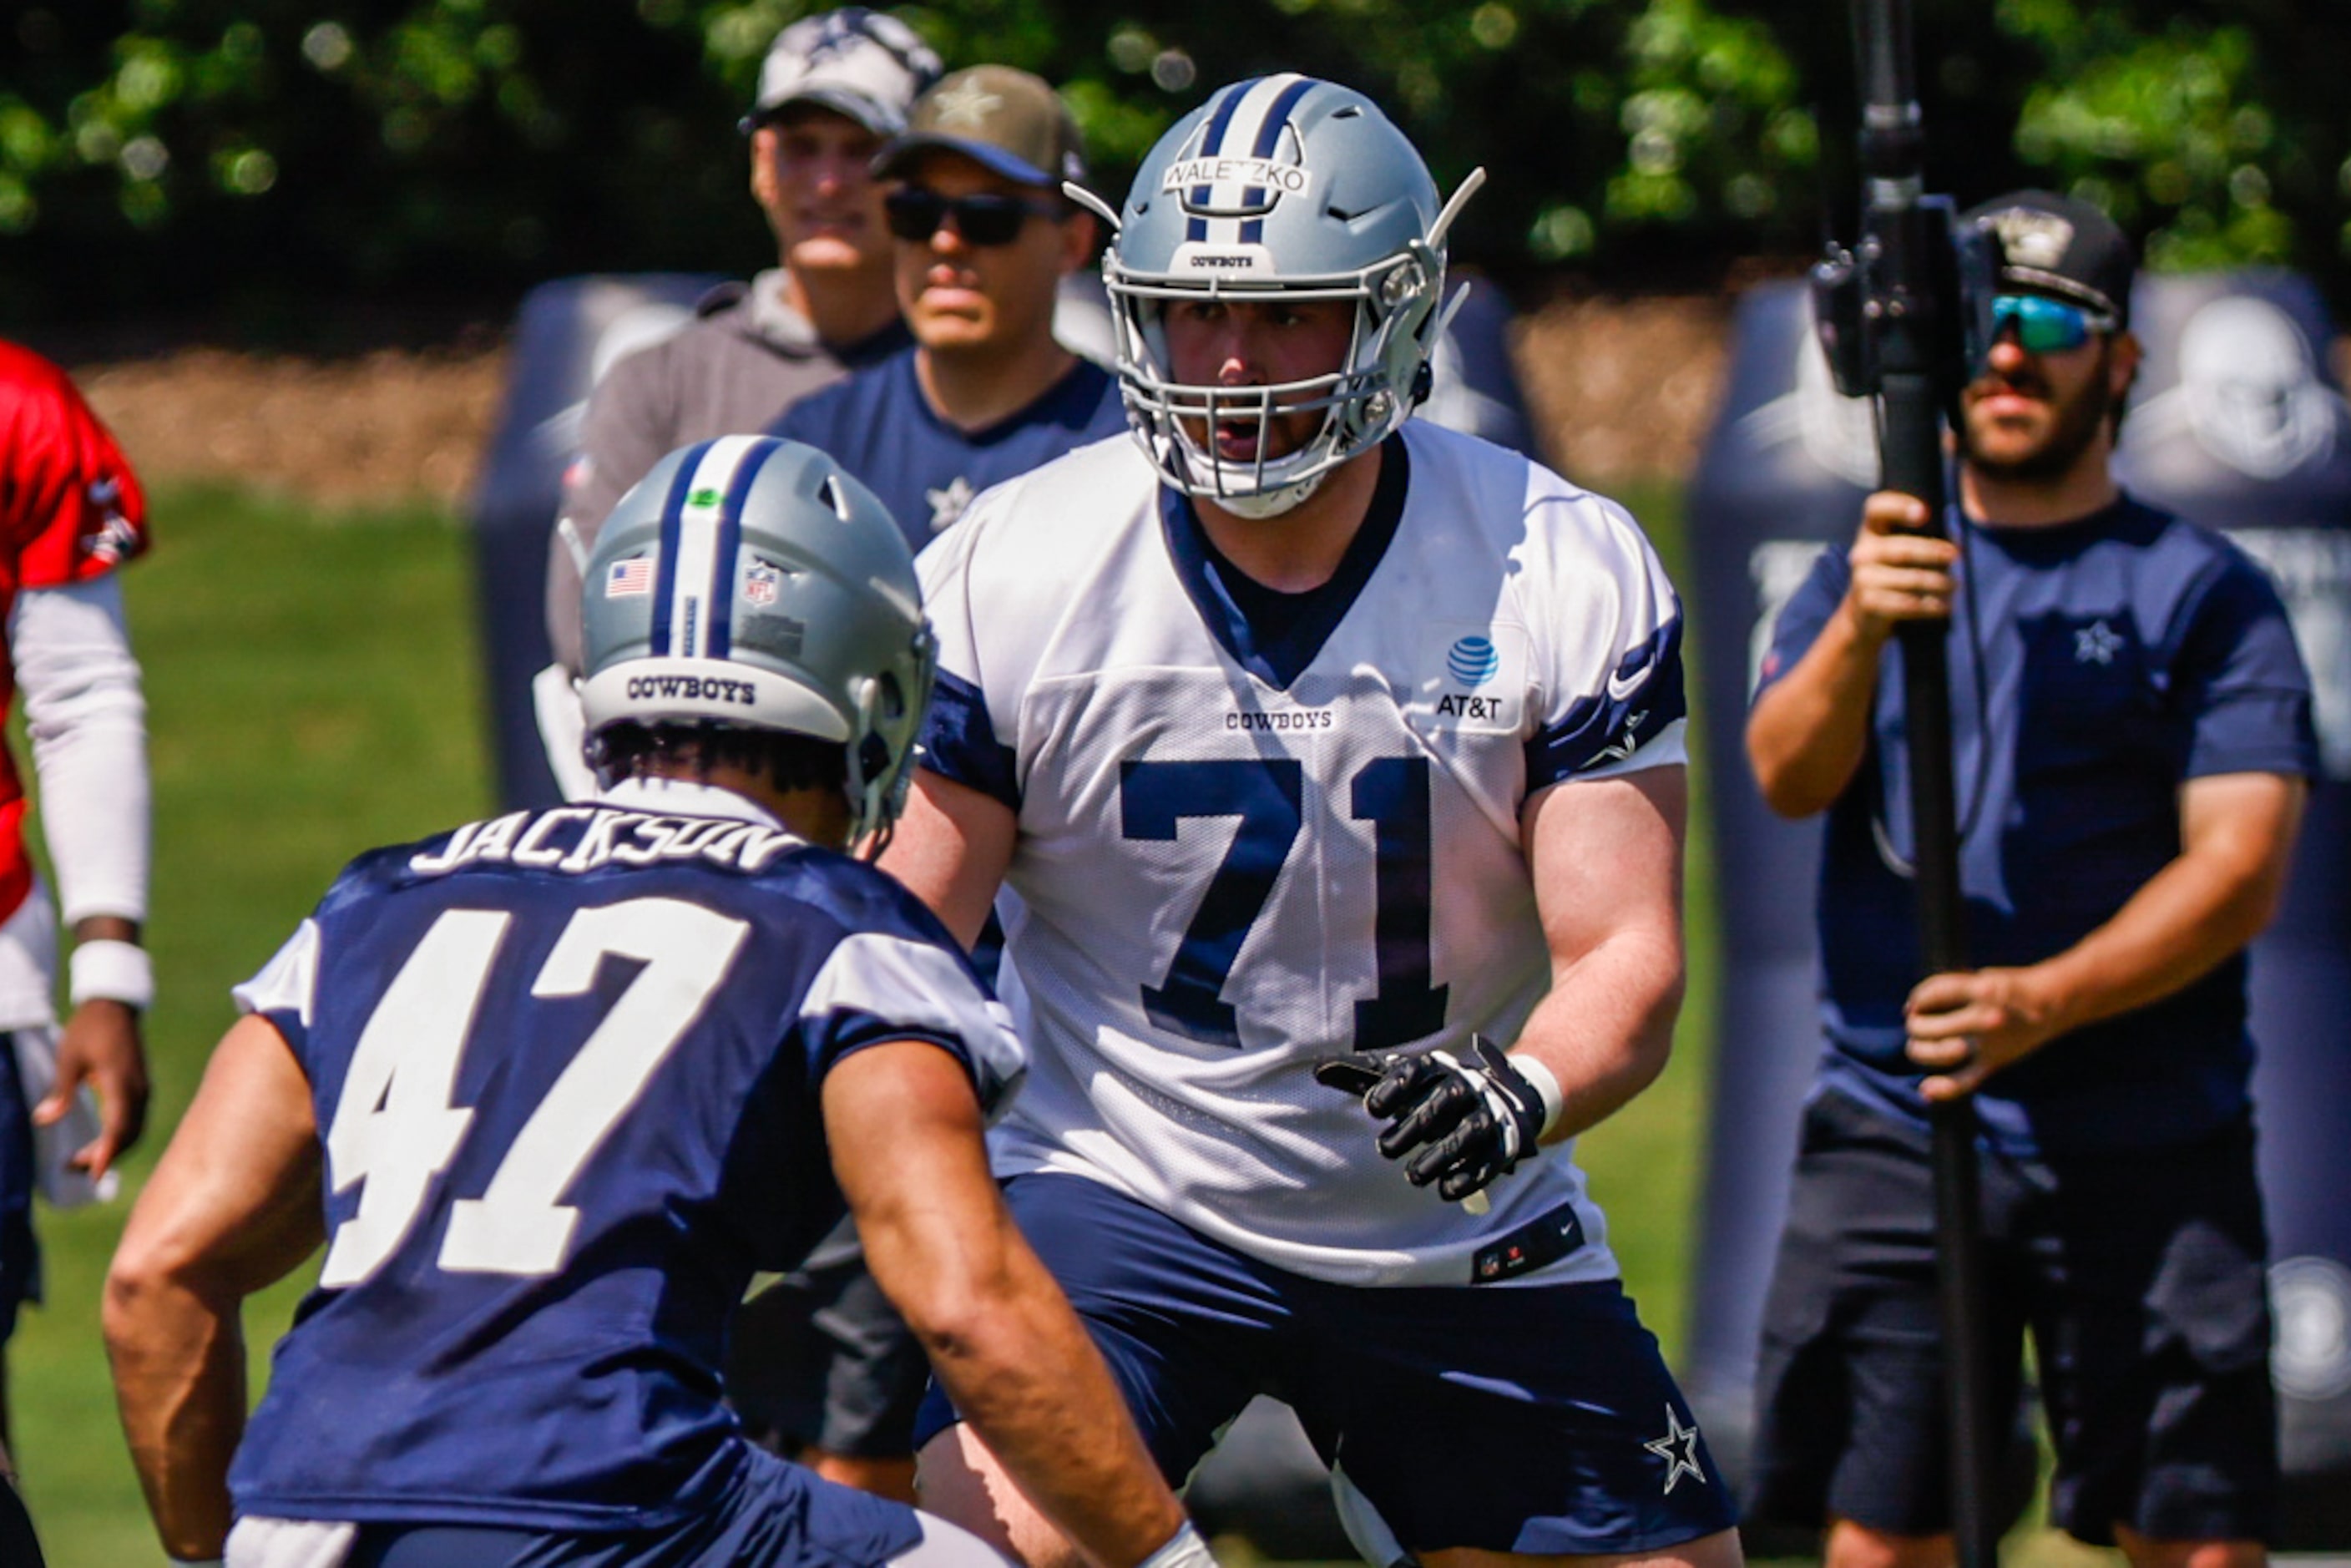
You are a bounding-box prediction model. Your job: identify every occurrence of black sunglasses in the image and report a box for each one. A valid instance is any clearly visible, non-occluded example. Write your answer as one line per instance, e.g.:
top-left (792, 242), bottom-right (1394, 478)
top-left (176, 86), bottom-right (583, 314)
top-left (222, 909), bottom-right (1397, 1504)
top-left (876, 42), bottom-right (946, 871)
top-left (884, 187), bottom-right (1063, 246)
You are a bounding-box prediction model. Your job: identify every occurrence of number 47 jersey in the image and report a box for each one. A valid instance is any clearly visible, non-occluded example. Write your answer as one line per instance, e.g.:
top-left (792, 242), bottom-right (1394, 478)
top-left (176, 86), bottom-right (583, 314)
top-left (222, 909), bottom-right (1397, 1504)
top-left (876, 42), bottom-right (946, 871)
top-left (225, 778), bottom-right (1020, 1534)
top-left (917, 422), bottom-right (1688, 1290)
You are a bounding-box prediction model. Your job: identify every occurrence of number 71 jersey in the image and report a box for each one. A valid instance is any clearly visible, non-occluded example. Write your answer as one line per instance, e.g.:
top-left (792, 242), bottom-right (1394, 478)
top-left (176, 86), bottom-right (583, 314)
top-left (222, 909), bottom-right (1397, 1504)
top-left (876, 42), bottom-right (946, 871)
top-left (917, 422), bottom-right (1687, 1288)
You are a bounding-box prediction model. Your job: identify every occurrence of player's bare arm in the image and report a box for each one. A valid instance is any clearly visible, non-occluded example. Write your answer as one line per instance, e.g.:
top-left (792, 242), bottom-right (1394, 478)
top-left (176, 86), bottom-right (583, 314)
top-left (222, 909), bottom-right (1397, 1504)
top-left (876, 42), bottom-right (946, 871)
top-left (1318, 761), bottom-right (1691, 1206)
top-left (103, 1014), bottom-right (326, 1561)
top-left (1907, 769), bottom-right (2308, 1100)
top-left (881, 769), bottom-right (1016, 952)
top-left (823, 1041), bottom-right (1191, 1568)
top-left (1512, 761), bottom-right (1690, 1141)
top-left (1746, 490), bottom-right (1960, 818)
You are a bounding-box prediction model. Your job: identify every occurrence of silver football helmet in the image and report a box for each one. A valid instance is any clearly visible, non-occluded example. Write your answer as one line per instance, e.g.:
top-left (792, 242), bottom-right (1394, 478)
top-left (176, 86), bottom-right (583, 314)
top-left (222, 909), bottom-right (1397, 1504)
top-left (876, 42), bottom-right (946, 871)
top-left (1090, 74), bottom-right (1483, 517)
top-left (579, 436), bottom-right (935, 845)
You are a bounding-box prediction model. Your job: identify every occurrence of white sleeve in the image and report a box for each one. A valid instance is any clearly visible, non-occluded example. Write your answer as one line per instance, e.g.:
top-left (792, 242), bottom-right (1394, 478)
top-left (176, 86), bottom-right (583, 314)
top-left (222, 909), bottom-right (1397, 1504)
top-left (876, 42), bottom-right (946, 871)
top-left (11, 575), bottom-right (149, 926)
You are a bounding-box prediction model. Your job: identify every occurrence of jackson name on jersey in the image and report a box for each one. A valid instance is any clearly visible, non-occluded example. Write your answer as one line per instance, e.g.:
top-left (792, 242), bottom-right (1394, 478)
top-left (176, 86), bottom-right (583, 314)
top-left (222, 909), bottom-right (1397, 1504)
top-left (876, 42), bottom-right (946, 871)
top-left (917, 421), bottom-right (1687, 1289)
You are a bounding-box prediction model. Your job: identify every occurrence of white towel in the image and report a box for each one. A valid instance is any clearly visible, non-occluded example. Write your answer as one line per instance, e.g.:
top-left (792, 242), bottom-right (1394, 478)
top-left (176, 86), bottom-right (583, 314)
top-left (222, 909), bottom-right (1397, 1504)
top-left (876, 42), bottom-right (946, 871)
top-left (225, 1516), bottom-right (359, 1568)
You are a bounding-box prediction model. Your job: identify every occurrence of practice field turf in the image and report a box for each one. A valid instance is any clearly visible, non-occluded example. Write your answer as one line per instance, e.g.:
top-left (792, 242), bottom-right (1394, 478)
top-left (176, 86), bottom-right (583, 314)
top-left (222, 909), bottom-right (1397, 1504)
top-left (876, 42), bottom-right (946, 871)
top-left (5, 481), bottom-right (2091, 1567)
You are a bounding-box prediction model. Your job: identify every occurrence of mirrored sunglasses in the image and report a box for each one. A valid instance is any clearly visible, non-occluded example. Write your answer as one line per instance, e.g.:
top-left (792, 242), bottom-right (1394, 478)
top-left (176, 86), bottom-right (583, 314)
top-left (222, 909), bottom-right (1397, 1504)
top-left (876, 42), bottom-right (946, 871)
top-left (883, 187), bottom-right (1062, 246)
top-left (1992, 293), bottom-right (2116, 354)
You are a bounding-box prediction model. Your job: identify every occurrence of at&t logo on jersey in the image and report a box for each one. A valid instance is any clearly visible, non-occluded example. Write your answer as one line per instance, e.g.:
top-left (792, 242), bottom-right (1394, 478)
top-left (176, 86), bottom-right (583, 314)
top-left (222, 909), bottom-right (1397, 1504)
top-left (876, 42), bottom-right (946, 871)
top-left (1419, 623), bottom-right (1526, 733)
top-left (1447, 635), bottom-right (1501, 687)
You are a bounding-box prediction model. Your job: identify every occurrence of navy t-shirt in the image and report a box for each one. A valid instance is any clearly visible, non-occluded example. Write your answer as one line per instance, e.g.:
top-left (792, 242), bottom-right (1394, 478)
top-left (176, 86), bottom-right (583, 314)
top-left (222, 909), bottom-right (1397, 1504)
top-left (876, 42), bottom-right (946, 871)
top-left (226, 781), bottom-right (1019, 1532)
top-left (771, 349), bottom-right (1127, 553)
top-left (1758, 496), bottom-right (2317, 1155)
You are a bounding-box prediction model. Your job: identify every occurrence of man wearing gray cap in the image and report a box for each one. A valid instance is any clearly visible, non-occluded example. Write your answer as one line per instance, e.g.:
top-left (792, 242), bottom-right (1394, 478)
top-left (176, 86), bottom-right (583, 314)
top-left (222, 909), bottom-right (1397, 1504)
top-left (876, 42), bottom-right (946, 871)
top-left (771, 65), bottom-right (1124, 549)
top-left (544, 7), bottom-right (942, 680)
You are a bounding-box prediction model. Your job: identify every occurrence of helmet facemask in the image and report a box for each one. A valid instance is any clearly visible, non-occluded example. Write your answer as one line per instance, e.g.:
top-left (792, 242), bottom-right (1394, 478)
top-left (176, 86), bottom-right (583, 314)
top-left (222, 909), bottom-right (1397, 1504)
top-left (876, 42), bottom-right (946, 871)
top-left (1109, 243), bottom-right (1447, 518)
top-left (842, 622), bottom-right (938, 853)
top-left (1089, 74), bottom-right (1483, 518)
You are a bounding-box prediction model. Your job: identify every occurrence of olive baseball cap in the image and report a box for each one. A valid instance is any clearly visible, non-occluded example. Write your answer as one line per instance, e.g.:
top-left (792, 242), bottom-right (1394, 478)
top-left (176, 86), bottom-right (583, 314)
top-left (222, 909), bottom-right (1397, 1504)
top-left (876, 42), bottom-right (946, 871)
top-left (872, 65), bottom-right (1087, 189)
top-left (741, 8), bottom-right (942, 137)
top-left (1964, 189), bottom-right (2136, 327)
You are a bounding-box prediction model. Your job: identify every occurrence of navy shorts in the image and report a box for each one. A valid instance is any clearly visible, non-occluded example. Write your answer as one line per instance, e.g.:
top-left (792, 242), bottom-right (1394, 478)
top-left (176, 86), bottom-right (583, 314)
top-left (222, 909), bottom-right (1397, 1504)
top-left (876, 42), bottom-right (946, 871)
top-left (0, 1037), bottom-right (37, 1345)
top-left (916, 1173), bottom-right (1735, 1556)
top-left (338, 1444), bottom-right (928, 1567)
top-left (1748, 1090), bottom-right (2278, 1547)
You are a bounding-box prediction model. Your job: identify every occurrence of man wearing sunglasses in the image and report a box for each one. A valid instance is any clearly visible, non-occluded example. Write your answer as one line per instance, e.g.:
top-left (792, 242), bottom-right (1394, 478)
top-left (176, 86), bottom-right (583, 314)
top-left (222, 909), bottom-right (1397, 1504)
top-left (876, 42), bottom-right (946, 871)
top-left (1745, 190), bottom-right (2314, 1568)
top-left (545, 8), bottom-right (939, 685)
top-left (771, 65), bottom-right (1126, 551)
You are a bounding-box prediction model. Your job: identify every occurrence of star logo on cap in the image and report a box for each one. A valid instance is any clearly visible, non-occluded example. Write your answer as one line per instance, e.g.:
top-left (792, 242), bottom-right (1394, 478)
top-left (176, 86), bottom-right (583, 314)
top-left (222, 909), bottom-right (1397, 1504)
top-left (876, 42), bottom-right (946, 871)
top-left (1642, 1405), bottom-right (1708, 1495)
top-left (932, 79), bottom-right (1002, 128)
top-left (2075, 619), bottom-right (2124, 665)
top-left (1990, 208), bottom-right (2075, 270)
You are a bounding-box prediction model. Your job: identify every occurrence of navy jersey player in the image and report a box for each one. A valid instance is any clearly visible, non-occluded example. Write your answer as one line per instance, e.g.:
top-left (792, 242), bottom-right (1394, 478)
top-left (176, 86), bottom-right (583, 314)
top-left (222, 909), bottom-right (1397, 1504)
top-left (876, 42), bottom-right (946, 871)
top-left (103, 438), bottom-right (1215, 1568)
top-left (880, 77), bottom-right (1743, 1568)
top-left (1744, 193), bottom-right (2314, 1568)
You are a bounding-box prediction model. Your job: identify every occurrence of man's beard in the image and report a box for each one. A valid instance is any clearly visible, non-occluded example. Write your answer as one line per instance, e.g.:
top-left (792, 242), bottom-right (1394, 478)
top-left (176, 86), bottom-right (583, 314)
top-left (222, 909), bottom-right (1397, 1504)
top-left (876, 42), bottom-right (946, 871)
top-left (1961, 343), bottom-right (2115, 482)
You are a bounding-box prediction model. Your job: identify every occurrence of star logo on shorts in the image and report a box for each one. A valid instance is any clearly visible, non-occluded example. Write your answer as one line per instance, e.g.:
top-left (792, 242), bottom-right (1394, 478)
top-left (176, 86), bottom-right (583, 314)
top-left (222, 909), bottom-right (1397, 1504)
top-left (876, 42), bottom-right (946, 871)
top-left (2075, 620), bottom-right (2124, 665)
top-left (1642, 1405), bottom-right (1707, 1495)
top-left (928, 476), bottom-right (976, 531)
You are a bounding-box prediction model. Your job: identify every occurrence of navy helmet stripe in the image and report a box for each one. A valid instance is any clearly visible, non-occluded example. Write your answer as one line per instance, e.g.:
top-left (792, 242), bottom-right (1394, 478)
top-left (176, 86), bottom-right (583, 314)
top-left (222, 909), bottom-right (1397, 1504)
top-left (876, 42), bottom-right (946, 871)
top-left (1187, 76), bottom-right (1259, 240)
top-left (1198, 77), bottom-right (1257, 159)
top-left (1252, 76), bottom-right (1317, 158)
top-left (704, 438), bottom-right (780, 659)
top-left (650, 439), bottom-right (714, 655)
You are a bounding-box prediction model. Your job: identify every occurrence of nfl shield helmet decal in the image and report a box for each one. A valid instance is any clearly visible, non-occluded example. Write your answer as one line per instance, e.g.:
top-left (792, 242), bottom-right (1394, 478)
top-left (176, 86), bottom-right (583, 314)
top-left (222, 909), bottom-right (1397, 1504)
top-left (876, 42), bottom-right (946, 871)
top-left (1419, 622), bottom-right (1526, 734)
top-left (743, 559), bottom-right (782, 608)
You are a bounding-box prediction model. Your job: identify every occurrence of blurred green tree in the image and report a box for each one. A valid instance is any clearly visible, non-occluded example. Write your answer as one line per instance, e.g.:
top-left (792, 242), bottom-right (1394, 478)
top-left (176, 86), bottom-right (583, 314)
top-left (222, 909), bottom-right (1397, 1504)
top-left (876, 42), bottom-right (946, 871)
top-left (1, 0), bottom-right (2340, 336)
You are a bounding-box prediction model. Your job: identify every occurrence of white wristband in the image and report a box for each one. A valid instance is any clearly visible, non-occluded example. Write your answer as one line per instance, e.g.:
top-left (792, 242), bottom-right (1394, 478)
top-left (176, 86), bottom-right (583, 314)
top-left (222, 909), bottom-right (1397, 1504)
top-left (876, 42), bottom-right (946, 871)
top-left (1137, 1521), bottom-right (1216, 1568)
top-left (68, 938), bottom-right (154, 1009)
top-left (1510, 1051), bottom-right (1565, 1139)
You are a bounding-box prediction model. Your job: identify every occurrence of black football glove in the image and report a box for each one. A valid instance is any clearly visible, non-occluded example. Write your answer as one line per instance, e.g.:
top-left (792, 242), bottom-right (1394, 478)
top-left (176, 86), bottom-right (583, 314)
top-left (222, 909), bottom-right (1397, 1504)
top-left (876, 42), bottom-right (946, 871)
top-left (1312, 1035), bottom-right (1547, 1202)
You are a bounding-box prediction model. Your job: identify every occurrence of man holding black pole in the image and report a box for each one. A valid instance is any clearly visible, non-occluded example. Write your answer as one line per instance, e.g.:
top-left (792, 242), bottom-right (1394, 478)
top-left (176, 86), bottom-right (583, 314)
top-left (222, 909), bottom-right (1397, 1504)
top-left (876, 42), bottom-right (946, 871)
top-left (1742, 190), bottom-right (2315, 1568)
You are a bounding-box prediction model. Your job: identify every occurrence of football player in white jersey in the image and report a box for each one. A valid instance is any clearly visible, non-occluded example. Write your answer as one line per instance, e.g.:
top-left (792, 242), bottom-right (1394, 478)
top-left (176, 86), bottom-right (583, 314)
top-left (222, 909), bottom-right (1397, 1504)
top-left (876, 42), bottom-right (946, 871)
top-left (881, 75), bottom-right (1743, 1568)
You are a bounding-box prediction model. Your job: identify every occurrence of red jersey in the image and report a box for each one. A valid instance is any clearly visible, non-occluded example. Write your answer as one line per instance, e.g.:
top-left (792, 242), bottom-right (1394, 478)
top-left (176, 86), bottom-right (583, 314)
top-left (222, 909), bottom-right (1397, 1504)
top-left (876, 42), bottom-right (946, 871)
top-left (0, 341), bottom-right (150, 924)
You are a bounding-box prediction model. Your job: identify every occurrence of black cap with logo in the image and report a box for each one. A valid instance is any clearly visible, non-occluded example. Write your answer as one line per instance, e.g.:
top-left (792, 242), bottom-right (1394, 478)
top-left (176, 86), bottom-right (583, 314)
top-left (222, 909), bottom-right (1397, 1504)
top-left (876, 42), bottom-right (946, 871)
top-left (1964, 189), bottom-right (2136, 328)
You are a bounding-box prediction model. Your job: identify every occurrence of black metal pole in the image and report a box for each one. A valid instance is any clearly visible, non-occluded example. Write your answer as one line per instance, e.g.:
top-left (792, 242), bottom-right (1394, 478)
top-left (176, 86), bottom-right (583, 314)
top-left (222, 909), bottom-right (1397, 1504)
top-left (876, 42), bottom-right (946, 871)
top-left (1849, 1), bottom-right (1999, 1563)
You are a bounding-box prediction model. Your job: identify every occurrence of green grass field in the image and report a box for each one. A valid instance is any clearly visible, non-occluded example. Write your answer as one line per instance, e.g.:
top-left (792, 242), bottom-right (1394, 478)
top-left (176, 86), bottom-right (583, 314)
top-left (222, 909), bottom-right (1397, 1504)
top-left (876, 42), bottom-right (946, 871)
top-left (5, 480), bottom-right (2101, 1568)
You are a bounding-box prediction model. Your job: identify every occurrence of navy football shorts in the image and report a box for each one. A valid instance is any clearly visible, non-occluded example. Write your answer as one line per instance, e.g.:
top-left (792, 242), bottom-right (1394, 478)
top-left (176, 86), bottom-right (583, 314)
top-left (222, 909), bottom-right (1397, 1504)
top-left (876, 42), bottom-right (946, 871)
top-left (1748, 1090), bottom-right (2277, 1547)
top-left (915, 1172), bottom-right (1736, 1556)
top-left (331, 1443), bottom-right (948, 1567)
top-left (0, 1036), bottom-right (37, 1346)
